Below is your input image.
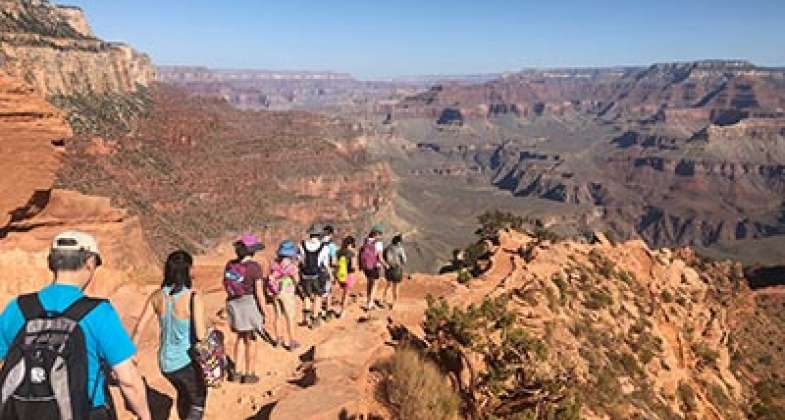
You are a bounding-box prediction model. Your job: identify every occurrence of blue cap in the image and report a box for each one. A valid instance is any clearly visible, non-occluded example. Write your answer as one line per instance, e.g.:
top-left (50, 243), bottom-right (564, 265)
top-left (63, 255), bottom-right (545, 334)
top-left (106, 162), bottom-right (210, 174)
top-left (277, 240), bottom-right (298, 258)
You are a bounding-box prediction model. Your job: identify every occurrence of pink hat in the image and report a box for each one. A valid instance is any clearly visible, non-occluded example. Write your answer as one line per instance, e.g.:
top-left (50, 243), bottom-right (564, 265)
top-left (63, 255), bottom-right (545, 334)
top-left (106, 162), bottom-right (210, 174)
top-left (236, 233), bottom-right (264, 253)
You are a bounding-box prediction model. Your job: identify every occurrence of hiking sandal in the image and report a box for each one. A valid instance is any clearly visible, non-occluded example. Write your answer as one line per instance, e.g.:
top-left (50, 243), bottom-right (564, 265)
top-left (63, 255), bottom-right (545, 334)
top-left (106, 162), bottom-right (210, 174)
top-left (241, 373), bottom-right (260, 384)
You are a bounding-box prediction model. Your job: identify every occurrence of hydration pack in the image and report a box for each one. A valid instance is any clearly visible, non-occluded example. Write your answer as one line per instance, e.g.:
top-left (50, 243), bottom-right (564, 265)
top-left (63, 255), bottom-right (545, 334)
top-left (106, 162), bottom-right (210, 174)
top-left (360, 240), bottom-right (380, 272)
top-left (223, 262), bottom-right (248, 298)
top-left (0, 294), bottom-right (104, 420)
top-left (301, 242), bottom-right (325, 277)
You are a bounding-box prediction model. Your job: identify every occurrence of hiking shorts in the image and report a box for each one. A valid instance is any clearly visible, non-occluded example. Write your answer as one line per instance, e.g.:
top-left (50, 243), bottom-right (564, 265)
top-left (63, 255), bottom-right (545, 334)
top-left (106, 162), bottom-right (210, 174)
top-left (300, 273), bottom-right (327, 298)
top-left (274, 293), bottom-right (296, 322)
top-left (387, 267), bottom-right (404, 283)
top-left (338, 273), bottom-right (356, 290)
top-left (364, 268), bottom-right (381, 281)
top-left (226, 295), bottom-right (264, 337)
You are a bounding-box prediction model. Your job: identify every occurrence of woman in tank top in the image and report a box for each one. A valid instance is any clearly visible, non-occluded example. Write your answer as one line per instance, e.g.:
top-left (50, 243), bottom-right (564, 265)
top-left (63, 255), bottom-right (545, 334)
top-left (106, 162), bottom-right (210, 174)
top-left (133, 250), bottom-right (208, 420)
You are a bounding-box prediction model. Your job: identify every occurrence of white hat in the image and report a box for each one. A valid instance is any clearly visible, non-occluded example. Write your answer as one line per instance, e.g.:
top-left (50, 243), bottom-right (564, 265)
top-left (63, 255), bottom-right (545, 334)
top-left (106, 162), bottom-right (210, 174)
top-left (51, 231), bottom-right (102, 266)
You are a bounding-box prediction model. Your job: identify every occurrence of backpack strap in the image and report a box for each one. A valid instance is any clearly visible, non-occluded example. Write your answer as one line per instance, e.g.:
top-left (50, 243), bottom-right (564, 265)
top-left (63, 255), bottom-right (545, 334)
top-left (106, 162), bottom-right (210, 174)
top-left (189, 291), bottom-right (197, 346)
top-left (62, 297), bottom-right (106, 322)
top-left (17, 293), bottom-right (46, 320)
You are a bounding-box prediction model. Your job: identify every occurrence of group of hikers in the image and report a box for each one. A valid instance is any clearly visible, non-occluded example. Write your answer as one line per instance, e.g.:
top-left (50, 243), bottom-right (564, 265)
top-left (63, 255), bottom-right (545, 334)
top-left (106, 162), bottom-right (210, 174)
top-left (0, 223), bottom-right (407, 420)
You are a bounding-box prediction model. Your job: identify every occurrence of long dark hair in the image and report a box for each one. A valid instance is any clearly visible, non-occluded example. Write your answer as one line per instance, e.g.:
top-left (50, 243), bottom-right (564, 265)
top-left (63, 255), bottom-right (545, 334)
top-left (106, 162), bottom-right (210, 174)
top-left (162, 250), bottom-right (193, 295)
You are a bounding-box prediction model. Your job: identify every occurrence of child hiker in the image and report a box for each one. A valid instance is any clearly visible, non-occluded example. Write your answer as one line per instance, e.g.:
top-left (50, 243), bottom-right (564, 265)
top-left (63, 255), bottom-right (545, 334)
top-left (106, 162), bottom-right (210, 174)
top-left (267, 241), bottom-right (301, 351)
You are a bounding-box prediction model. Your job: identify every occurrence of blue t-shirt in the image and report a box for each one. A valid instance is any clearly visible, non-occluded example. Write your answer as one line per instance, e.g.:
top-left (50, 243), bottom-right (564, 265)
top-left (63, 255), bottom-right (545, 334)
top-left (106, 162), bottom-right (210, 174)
top-left (0, 284), bottom-right (137, 408)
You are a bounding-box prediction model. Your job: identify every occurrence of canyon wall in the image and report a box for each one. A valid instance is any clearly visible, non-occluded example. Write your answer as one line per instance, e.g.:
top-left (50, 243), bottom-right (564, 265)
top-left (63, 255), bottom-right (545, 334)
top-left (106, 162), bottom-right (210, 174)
top-left (380, 60), bottom-right (785, 262)
top-left (0, 0), bottom-right (155, 96)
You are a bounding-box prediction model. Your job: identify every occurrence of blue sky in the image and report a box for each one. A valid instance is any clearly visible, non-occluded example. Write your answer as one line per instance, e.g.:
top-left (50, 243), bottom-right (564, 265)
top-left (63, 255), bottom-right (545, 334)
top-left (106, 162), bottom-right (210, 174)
top-left (66, 0), bottom-right (785, 79)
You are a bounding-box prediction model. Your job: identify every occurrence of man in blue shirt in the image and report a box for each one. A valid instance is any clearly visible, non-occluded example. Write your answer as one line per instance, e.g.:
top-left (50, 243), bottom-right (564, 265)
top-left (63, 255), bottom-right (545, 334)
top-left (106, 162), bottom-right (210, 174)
top-left (0, 231), bottom-right (151, 420)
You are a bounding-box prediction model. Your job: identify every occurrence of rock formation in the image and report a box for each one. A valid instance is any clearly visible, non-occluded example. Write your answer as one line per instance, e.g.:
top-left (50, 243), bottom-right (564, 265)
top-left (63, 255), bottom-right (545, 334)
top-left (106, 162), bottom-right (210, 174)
top-left (377, 60), bottom-right (785, 265)
top-left (0, 70), bottom-right (70, 227)
top-left (0, 0), bottom-right (155, 96)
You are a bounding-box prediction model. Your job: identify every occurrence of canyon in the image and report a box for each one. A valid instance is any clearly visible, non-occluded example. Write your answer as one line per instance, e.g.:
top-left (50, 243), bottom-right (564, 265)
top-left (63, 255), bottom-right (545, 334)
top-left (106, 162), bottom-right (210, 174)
top-left (2, 1), bottom-right (785, 419)
top-left (366, 61), bottom-right (785, 270)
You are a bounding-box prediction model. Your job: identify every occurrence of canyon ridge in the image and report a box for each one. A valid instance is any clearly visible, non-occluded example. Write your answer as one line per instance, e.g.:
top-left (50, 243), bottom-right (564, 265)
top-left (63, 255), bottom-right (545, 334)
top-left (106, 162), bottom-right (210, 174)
top-left (2, 1), bottom-right (785, 419)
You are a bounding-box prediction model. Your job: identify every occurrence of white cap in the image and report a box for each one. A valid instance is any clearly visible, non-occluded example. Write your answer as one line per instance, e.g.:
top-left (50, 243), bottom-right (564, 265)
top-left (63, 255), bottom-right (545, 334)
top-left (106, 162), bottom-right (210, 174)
top-left (51, 230), bottom-right (102, 266)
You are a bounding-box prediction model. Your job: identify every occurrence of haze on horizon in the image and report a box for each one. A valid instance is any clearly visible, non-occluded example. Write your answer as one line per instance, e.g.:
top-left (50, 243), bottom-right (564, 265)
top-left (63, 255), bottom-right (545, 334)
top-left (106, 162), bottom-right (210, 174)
top-left (67, 0), bottom-right (785, 79)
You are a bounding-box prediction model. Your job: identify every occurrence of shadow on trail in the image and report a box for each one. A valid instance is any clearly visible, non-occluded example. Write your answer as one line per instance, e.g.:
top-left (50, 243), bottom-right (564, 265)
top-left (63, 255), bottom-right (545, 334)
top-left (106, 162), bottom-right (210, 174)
top-left (246, 402), bottom-right (276, 420)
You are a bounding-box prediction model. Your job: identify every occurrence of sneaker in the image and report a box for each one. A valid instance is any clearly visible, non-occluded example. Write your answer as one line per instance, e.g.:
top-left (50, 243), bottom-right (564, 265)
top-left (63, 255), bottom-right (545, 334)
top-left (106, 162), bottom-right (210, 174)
top-left (228, 371), bottom-right (242, 383)
top-left (241, 374), bottom-right (260, 384)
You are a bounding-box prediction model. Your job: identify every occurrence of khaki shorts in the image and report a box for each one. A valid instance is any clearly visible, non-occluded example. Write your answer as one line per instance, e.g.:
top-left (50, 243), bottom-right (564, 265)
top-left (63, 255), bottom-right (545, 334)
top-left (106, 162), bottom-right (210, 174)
top-left (274, 292), bottom-right (296, 321)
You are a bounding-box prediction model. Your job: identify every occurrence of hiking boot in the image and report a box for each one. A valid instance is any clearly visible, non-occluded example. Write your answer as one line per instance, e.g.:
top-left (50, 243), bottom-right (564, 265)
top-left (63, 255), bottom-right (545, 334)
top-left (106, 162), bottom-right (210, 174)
top-left (228, 371), bottom-right (242, 383)
top-left (241, 374), bottom-right (260, 384)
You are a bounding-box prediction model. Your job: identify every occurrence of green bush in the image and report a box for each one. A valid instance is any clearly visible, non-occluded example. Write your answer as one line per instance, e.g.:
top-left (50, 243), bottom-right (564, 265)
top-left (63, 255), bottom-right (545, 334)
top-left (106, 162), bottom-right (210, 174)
top-left (384, 347), bottom-right (460, 420)
top-left (678, 382), bottom-right (699, 413)
top-left (423, 294), bottom-right (566, 419)
top-left (585, 289), bottom-right (613, 310)
top-left (477, 210), bottom-right (524, 237)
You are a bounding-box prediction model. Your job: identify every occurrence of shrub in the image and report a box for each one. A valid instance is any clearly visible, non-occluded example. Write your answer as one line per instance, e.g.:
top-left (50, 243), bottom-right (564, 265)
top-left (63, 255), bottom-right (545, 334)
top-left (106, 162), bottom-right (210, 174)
top-left (457, 269), bottom-right (473, 284)
top-left (589, 249), bottom-right (616, 278)
top-left (661, 290), bottom-right (674, 303)
top-left (423, 294), bottom-right (564, 419)
top-left (678, 382), bottom-right (699, 413)
top-left (617, 270), bottom-right (635, 284)
top-left (383, 347), bottom-right (460, 420)
top-left (477, 210), bottom-right (524, 237)
top-left (693, 343), bottom-right (720, 367)
top-left (585, 289), bottom-right (613, 310)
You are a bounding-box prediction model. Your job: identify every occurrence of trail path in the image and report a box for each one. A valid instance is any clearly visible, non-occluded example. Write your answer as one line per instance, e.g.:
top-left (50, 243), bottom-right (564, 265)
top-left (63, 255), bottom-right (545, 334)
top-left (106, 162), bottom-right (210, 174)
top-left (114, 254), bottom-right (458, 420)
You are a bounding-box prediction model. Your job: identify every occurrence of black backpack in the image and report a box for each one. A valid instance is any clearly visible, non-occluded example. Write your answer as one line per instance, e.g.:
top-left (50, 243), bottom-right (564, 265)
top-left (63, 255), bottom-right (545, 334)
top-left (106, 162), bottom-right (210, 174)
top-left (301, 241), bottom-right (325, 277)
top-left (0, 293), bottom-right (105, 420)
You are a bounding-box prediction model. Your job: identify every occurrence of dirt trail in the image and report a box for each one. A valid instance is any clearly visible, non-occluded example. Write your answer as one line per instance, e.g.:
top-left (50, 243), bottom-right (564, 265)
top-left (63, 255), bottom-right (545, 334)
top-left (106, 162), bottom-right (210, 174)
top-left (114, 253), bottom-right (458, 420)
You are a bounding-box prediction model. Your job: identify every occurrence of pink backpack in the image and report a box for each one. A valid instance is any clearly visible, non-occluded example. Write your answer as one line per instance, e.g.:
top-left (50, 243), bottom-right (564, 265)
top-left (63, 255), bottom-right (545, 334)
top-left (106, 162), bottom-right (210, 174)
top-left (360, 240), bottom-right (380, 271)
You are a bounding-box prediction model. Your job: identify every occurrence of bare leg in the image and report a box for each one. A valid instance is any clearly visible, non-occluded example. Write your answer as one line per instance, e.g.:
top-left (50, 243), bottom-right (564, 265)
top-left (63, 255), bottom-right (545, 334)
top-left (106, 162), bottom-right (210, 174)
top-left (247, 336), bottom-right (257, 375)
top-left (392, 282), bottom-right (400, 308)
top-left (382, 281), bottom-right (390, 306)
top-left (365, 276), bottom-right (376, 309)
top-left (312, 296), bottom-right (322, 319)
top-left (234, 334), bottom-right (245, 374)
top-left (340, 286), bottom-right (348, 314)
top-left (272, 303), bottom-right (280, 342)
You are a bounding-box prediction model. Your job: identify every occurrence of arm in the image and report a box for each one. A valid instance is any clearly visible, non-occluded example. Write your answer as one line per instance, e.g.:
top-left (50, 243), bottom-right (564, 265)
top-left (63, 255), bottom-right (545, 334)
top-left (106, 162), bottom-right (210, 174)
top-left (131, 293), bottom-right (156, 346)
top-left (113, 359), bottom-right (152, 420)
top-left (192, 292), bottom-right (208, 342)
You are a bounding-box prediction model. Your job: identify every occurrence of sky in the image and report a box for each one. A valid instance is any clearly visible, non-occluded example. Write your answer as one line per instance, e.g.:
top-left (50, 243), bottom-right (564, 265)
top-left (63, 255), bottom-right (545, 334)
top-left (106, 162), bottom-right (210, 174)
top-left (65, 0), bottom-right (785, 80)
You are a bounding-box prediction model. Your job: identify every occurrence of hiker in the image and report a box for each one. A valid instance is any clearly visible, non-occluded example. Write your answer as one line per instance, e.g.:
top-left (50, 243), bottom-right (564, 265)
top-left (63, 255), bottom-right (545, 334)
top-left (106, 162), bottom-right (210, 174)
top-left (0, 231), bottom-right (151, 420)
top-left (322, 224), bottom-right (339, 319)
top-left (267, 240), bottom-right (301, 351)
top-left (132, 250), bottom-right (208, 420)
top-left (299, 225), bottom-right (331, 328)
top-left (360, 224), bottom-right (387, 311)
top-left (382, 233), bottom-right (408, 309)
top-left (335, 235), bottom-right (357, 318)
top-left (223, 234), bottom-right (266, 384)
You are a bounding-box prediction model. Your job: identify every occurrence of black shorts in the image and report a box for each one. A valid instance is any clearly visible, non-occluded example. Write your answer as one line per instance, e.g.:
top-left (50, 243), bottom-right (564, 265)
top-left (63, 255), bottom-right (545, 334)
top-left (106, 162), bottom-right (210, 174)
top-left (387, 267), bottom-right (404, 283)
top-left (364, 268), bottom-right (381, 281)
top-left (300, 273), bottom-right (327, 297)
